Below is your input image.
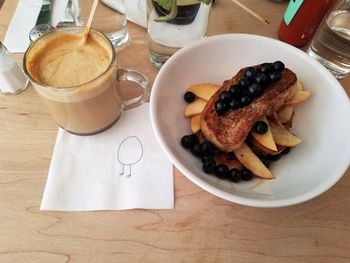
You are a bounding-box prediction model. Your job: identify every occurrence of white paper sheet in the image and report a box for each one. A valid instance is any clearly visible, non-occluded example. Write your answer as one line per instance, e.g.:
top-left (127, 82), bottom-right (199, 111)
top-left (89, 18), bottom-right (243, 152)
top-left (40, 104), bottom-right (174, 211)
top-left (3, 0), bottom-right (42, 53)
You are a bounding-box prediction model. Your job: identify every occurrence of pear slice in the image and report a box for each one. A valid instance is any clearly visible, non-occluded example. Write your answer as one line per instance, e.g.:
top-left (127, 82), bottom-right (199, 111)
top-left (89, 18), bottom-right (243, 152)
top-left (184, 98), bottom-right (207, 117)
top-left (284, 90), bottom-right (311, 106)
top-left (286, 82), bottom-right (299, 100)
top-left (277, 106), bottom-right (294, 123)
top-left (267, 116), bottom-right (302, 147)
top-left (234, 143), bottom-right (274, 179)
top-left (296, 81), bottom-right (304, 91)
top-left (251, 117), bottom-right (278, 152)
top-left (191, 114), bottom-right (201, 133)
top-left (187, 83), bottom-right (220, 101)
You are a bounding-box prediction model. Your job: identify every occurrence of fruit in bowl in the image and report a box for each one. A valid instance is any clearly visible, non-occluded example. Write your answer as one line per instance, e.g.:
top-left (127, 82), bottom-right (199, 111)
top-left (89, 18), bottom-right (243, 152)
top-left (181, 61), bottom-right (311, 183)
top-left (150, 34), bottom-right (350, 207)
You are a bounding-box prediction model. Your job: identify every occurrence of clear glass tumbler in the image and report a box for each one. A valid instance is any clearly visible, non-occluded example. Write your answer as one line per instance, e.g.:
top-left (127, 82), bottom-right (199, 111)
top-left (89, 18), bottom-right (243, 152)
top-left (77, 0), bottom-right (129, 48)
top-left (147, 0), bottom-right (212, 68)
top-left (307, 0), bottom-right (350, 79)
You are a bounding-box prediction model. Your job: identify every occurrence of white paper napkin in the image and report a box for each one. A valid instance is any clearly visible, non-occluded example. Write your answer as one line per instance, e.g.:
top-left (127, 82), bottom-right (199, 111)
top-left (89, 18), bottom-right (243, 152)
top-left (125, 0), bottom-right (147, 28)
top-left (51, 0), bottom-right (80, 27)
top-left (3, 0), bottom-right (42, 53)
top-left (40, 104), bottom-right (174, 211)
top-left (100, 0), bottom-right (146, 28)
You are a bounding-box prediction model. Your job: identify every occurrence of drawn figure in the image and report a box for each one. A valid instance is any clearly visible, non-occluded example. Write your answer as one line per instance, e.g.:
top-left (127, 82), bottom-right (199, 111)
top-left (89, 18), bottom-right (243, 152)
top-left (117, 136), bottom-right (143, 177)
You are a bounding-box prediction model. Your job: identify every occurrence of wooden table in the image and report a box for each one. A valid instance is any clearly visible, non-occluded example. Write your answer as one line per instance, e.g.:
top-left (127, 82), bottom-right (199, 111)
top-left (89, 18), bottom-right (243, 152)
top-left (1, 1), bottom-right (349, 262)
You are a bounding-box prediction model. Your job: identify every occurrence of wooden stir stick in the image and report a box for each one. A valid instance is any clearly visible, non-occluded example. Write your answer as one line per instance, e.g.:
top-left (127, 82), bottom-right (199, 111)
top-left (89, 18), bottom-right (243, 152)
top-left (81, 0), bottom-right (99, 46)
top-left (231, 0), bottom-right (269, 25)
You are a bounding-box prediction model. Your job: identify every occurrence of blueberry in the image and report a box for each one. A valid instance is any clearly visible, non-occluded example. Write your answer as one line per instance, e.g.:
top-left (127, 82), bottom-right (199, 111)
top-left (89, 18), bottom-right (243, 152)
top-left (229, 169), bottom-right (242, 183)
top-left (241, 169), bottom-right (253, 181)
top-left (215, 101), bottom-right (229, 115)
top-left (241, 95), bottom-right (252, 106)
top-left (269, 71), bottom-right (281, 82)
top-left (200, 141), bottom-right (215, 156)
top-left (260, 156), bottom-right (272, 168)
top-left (191, 143), bottom-right (202, 157)
top-left (255, 72), bottom-right (268, 85)
top-left (191, 134), bottom-right (199, 144)
top-left (244, 67), bottom-right (257, 78)
top-left (201, 155), bottom-right (214, 164)
top-left (281, 147), bottom-right (291, 155)
top-left (203, 162), bottom-right (216, 174)
top-left (229, 98), bottom-right (241, 110)
top-left (260, 63), bottom-right (274, 73)
top-left (248, 83), bottom-right (262, 97)
top-left (184, 91), bottom-right (196, 103)
top-left (229, 84), bottom-right (242, 97)
top-left (218, 90), bottom-right (232, 103)
top-left (268, 154), bottom-right (281, 161)
top-left (181, 135), bottom-right (195, 149)
top-left (239, 77), bottom-right (251, 88)
top-left (254, 121), bottom-right (268, 134)
top-left (202, 157), bottom-right (216, 174)
top-left (273, 61), bottom-right (285, 72)
top-left (214, 164), bottom-right (229, 179)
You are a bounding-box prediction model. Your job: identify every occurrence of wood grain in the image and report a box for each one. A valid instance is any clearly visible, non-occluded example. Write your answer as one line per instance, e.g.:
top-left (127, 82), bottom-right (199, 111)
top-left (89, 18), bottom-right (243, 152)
top-left (1, 0), bottom-right (350, 262)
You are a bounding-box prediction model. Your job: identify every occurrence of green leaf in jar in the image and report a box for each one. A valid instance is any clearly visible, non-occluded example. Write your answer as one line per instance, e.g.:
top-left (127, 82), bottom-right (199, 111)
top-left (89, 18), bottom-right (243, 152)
top-left (154, 0), bottom-right (172, 10)
top-left (154, 0), bottom-right (213, 22)
top-left (155, 0), bottom-right (178, 22)
top-left (177, 0), bottom-right (212, 6)
top-left (199, 0), bottom-right (212, 4)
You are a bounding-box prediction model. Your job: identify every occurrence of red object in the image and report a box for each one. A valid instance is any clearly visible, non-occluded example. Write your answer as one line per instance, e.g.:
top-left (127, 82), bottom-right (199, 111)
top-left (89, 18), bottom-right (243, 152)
top-left (278, 0), bottom-right (337, 47)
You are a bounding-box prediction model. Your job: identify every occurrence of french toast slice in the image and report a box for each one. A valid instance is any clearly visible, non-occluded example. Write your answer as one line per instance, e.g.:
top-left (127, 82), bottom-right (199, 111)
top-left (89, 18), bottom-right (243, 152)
top-left (200, 66), bottom-right (297, 152)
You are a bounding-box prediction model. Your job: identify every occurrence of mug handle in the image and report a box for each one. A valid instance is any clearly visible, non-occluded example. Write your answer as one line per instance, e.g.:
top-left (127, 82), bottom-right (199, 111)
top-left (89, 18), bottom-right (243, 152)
top-left (117, 68), bottom-right (150, 110)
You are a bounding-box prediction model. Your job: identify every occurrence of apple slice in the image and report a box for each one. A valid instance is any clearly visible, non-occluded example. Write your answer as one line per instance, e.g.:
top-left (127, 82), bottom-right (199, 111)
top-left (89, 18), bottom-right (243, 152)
top-left (267, 117), bottom-right (302, 147)
top-left (296, 81), bottom-right (304, 91)
top-left (286, 82), bottom-right (298, 100)
top-left (277, 106), bottom-right (294, 123)
top-left (234, 143), bottom-right (274, 179)
top-left (251, 117), bottom-right (278, 152)
top-left (286, 81), bottom-right (304, 100)
top-left (187, 83), bottom-right (220, 101)
top-left (184, 98), bottom-right (207, 117)
top-left (284, 89), bottom-right (311, 106)
top-left (249, 136), bottom-right (277, 155)
top-left (191, 114), bottom-right (201, 133)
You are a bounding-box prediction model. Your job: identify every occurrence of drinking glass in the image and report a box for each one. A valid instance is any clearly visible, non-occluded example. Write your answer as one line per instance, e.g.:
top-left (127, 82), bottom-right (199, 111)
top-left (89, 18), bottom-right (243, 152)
top-left (77, 0), bottom-right (129, 48)
top-left (307, 0), bottom-right (350, 79)
top-left (147, 0), bottom-right (212, 68)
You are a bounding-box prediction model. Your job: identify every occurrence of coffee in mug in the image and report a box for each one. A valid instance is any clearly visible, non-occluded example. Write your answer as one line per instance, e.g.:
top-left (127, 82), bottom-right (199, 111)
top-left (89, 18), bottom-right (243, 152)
top-left (24, 27), bottom-right (148, 135)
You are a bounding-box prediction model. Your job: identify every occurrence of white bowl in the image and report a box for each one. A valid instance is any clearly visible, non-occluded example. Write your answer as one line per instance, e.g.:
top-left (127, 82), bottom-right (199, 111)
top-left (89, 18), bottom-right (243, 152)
top-left (150, 34), bottom-right (350, 208)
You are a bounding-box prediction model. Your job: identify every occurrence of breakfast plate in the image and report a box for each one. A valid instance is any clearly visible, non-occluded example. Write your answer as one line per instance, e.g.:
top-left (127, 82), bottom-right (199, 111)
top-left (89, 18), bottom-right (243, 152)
top-left (150, 34), bottom-right (350, 208)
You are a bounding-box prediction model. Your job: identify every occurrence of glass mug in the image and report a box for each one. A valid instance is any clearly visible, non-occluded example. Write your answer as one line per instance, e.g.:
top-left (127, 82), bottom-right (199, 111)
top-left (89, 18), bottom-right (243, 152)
top-left (23, 27), bottom-right (149, 135)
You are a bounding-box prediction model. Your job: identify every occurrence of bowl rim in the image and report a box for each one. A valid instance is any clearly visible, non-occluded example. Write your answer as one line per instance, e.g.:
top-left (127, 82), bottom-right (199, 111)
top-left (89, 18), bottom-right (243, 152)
top-left (150, 33), bottom-right (350, 208)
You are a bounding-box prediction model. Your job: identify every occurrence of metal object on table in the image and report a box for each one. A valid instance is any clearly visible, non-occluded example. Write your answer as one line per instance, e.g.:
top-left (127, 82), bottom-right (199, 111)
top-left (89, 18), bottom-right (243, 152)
top-left (36, 0), bottom-right (52, 26)
top-left (56, 0), bottom-right (76, 27)
top-left (29, 24), bottom-right (54, 42)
